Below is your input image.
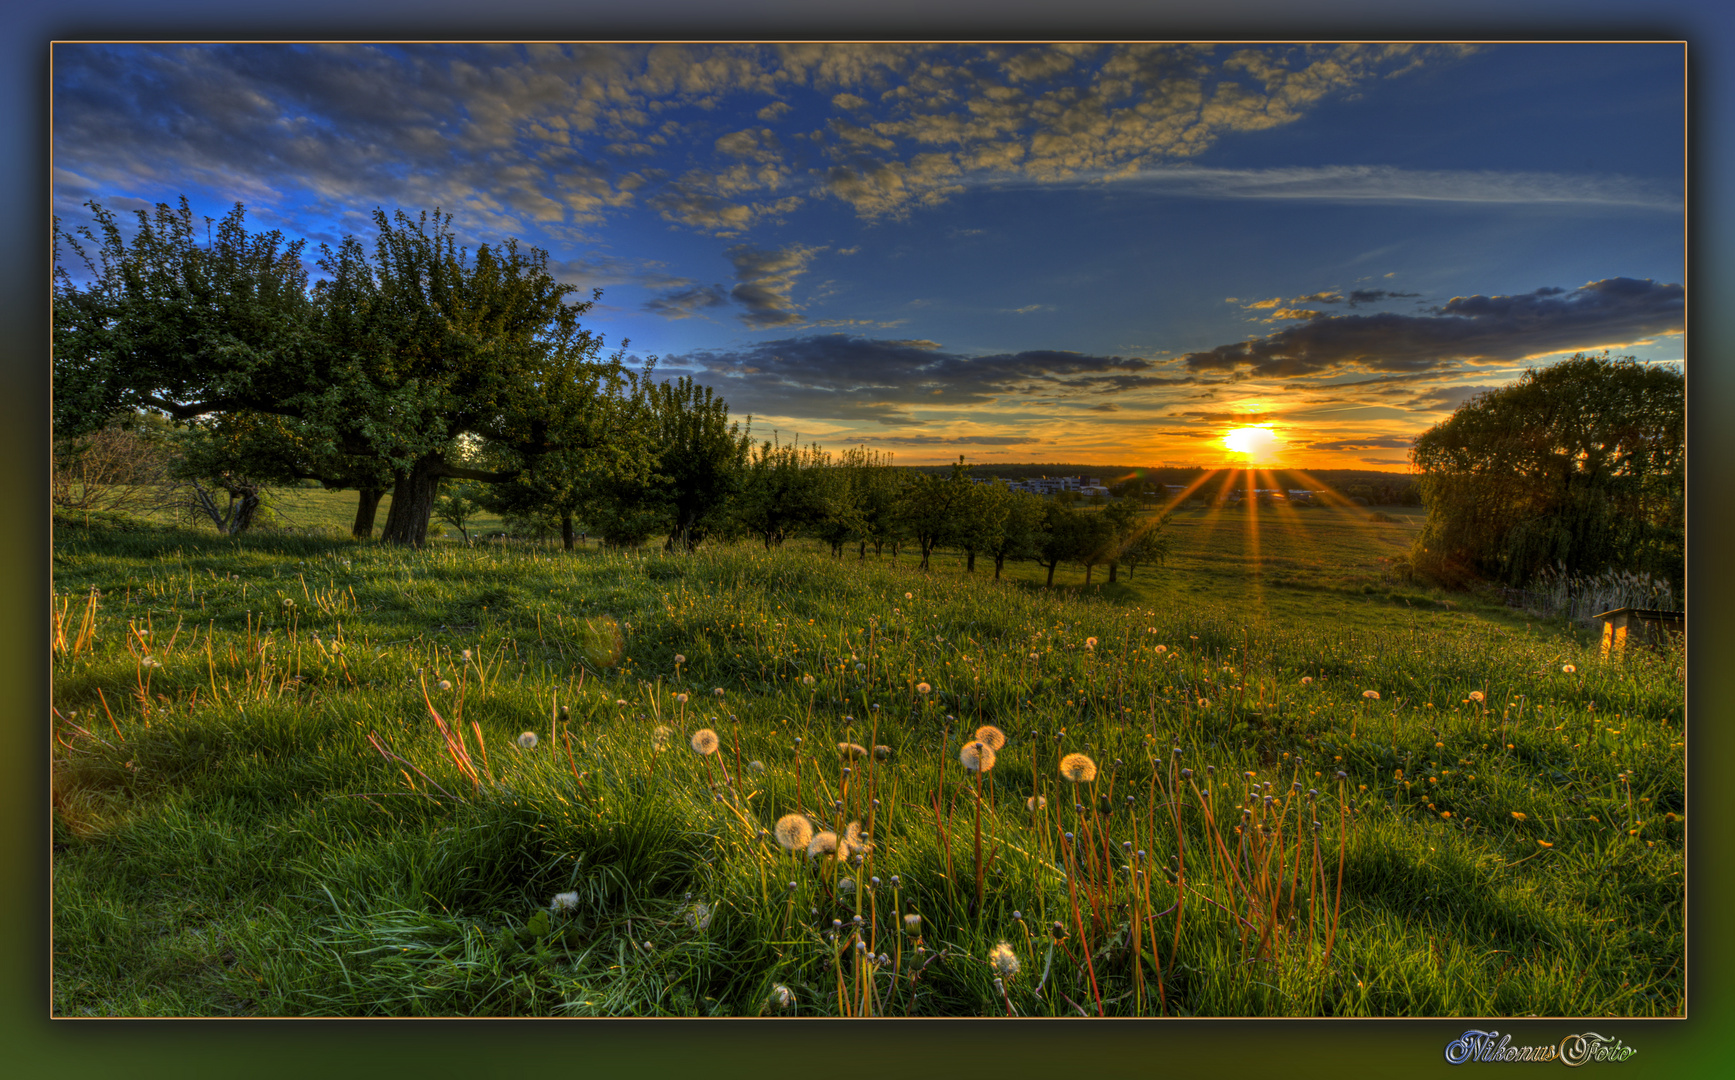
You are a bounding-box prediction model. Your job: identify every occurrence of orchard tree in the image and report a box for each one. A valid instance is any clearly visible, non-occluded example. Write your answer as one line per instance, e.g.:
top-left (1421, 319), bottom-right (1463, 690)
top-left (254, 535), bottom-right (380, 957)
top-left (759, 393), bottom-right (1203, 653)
top-left (899, 457), bottom-right (976, 571)
top-left (53, 198), bottom-right (320, 437)
top-left (317, 209), bottom-right (628, 547)
top-left (983, 488), bottom-right (1046, 580)
top-left (641, 373), bottom-right (753, 551)
top-left (737, 437), bottom-right (833, 548)
top-left (1411, 353), bottom-right (1683, 586)
top-left (1117, 512), bottom-right (1175, 579)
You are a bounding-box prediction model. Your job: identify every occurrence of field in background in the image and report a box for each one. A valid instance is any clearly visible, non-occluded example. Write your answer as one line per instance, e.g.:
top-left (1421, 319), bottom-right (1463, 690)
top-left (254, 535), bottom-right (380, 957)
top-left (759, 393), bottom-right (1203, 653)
top-left (49, 503), bottom-right (1684, 1017)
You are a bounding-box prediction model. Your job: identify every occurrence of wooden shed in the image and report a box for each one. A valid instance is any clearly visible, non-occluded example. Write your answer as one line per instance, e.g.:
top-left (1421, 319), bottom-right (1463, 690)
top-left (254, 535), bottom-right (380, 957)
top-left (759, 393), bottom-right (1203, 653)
top-left (1593, 607), bottom-right (1684, 658)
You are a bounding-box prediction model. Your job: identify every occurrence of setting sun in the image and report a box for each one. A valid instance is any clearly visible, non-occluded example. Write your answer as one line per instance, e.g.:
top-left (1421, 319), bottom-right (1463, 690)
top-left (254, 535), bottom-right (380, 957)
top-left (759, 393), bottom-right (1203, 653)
top-left (1223, 425), bottom-right (1281, 460)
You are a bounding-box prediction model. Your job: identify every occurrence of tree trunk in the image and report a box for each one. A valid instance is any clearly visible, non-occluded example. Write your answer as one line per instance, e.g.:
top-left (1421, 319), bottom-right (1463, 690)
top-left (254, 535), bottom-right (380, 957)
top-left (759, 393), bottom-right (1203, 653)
top-left (1108, 561), bottom-right (1118, 583)
top-left (993, 553), bottom-right (1004, 580)
top-left (379, 454), bottom-right (444, 547)
top-left (351, 487), bottom-right (385, 539)
top-left (966, 548), bottom-right (976, 572)
top-left (1084, 563), bottom-right (1094, 586)
top-left (562, 511), bottom-right (575, 551)
top-left (229, 484), bottom-right (262, 534)
top-left (1045, 560), bottom-right (1057, 587)
top-left (859, 541), bottom-right (867, 560)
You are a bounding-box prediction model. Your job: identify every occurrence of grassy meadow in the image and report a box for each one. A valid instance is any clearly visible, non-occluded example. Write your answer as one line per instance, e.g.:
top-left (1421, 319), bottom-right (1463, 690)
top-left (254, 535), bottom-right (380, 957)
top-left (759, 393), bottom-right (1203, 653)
top-left (50, 494), bottom-right (1685, 1017)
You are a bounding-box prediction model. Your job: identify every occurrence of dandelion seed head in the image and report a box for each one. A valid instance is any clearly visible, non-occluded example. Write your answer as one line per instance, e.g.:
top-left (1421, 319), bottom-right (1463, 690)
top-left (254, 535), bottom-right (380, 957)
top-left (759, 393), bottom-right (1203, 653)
top-left (652, 725), bottom-right (672, 750)
top-left (959, 740), bottom-right (997, 773)
top-left (838, 742), bottom-right (869, 760)
top-left (1300, 676), bottom-right (1312, 685)
top-left (916, 682), bottom-right (931, 695)
top-left (905, 592), bottom-right (913, 600)
top-left (1562, 664), bottom-right (1576, 674)
top-left (806, 831), bottom-right (839, 859)
top-left (685, 901), bottom-right (713, 930)
top-left (1363, 690), bottom-right (1380, 700)
top-left (771, 984), bottom-right (793, 1009)
top-left (1085, 637), bottom-right (1097, 650)
top-left (690, 728), bottom-right (720, 755)
top-left (873, 745), bottom-right (892, 762)
top-left (989, 941), bottom-right (1020, 977)
top-left (675, 693), bottom-right (688, 704)
top-left (1059, 753), bottom-right (1098, 783)
top-left (1469, 690), bottom-right (1485, 702)
top-left (802, 674), bottom-right (816, 686)
top-left (1026, 795), bottom-right (1047, 812)
top-left (551, 891), bottom-right (579, 913)
top-left (438, 680), bottom-right (452, 691)
top-left (713, 687), bottom-right (726, 697)
top-left (516, 731), bottom-right (539, 749)
top-left (973, 724), bottom-right (1006, 750)
top-left (903, 914), bottom-right (922, 934)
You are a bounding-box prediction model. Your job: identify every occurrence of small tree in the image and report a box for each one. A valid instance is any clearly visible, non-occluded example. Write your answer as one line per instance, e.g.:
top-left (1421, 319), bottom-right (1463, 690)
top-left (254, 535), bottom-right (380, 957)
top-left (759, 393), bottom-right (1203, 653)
top-left (899, 457), bottom-right (976, 571)
top-left (737, 437), bottom-right (833, 548)
top-left (435, 481), bottom-right (486, 545)
top-left (52, 412), bottom-right (175, 519)
top-left (1071, 510), bottom-right (1118, 586)
top-left (1118, 513), bottom-right (1175, 579)
top-left (1033, 501), bottom-right (1090, 587)
top-left (984, 488), bottom-right (1046, 580)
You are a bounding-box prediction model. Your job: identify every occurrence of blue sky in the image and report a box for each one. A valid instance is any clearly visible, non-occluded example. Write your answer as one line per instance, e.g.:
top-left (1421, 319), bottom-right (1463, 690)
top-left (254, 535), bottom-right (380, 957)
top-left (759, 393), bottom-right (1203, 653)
top-left (51, 41), bottom-right (1684, 468)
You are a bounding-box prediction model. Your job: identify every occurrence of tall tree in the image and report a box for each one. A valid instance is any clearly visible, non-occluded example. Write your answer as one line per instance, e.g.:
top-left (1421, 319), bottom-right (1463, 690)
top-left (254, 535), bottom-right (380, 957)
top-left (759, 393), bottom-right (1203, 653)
top-left (899, 457), bottom-right (976, 571)
top-left (1411, 353), bottom-right (1683, 586)
top-left (315, 209), bottom-right (623, 546)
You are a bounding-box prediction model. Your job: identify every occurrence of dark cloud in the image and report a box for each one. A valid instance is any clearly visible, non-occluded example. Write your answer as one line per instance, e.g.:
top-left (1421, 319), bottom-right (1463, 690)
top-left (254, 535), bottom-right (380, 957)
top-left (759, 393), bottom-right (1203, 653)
top-left (725, 243), bottom-right (826, 328)
top-left (664, 334), bottom-right (1157, 425)
top-left (1183, 278), bottom-right (1682, 379)
top-left (1304, 435), bottom-right (1417, 452)
top-left (1169, 411), bottom-right (1273, 423)
top-left (1085, 403), bottom-right (1120, 413)
top-left (870, 433), bottom-right (1040, 445)
top-left (1347, 288), bottom-right (1420, 306)
top-left (644, 284), bottom-right (730, 319)
top-left (1399, 384), bottom-right (1501, 411)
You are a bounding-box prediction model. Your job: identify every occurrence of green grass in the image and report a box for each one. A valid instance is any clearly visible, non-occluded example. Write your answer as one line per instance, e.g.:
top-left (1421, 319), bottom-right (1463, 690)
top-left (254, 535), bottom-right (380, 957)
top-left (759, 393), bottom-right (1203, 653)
top-left (50, 505), bottom-right (1684, 1017)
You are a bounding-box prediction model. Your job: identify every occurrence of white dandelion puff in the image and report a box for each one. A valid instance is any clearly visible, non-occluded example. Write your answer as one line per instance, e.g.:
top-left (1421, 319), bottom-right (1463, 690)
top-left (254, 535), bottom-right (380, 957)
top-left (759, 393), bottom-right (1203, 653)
top-left (959, 740), bottom-right (997, 773)
top-left (775, 814), bottom-right (814, 852)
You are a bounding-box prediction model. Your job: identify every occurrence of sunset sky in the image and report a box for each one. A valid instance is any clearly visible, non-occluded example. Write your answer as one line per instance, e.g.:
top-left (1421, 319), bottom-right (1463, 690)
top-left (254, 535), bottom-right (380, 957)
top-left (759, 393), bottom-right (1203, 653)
top-left (51, 42), bottom-right (1685, 470)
